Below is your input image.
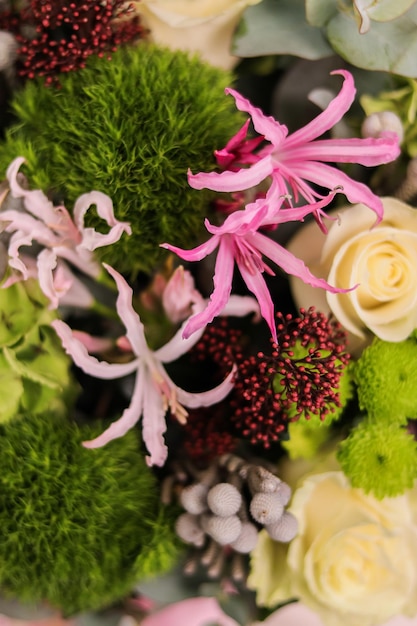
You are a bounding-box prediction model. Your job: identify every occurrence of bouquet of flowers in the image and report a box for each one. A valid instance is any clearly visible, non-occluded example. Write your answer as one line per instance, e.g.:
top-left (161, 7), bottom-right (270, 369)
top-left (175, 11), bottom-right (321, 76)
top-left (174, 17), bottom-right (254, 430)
top-left (0, 2), bottom-right (417, 626)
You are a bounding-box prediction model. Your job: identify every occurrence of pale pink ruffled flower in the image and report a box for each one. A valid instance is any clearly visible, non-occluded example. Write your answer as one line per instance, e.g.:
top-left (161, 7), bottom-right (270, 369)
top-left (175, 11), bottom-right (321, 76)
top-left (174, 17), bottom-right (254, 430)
top-left (1, 157), bottom-right (131, 308)
top-left (162, 182), bottom-right (349, 342)
top-left (134, 598), bottom-right (417, 626)
top-left (188, 70), bottom-right (400, 222)
top-left (52, 264), bottom-right (239, 467)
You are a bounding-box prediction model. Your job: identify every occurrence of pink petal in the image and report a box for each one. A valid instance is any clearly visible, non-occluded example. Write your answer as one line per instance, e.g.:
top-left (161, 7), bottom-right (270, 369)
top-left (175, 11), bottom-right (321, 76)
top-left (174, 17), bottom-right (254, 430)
top-left (282, 133), bottom-right (400, 166)
top-left (161, 233), bottom-right (220, 262)
top-left (53, 245), bottom-right (100, 279)
top-left (72, 330), bottom-right (114, 353)
top-left (294, 160), bottom-right (384, 222)
top-left (1, 209), bottom-right (58, 247)
top-left (220, 294), bottom-right (261, 321)
top-left (103, 264), bottom-right (149, 357)
top-left (5, 231), bottom-right (33, 278)
top-left (83, 366), bottom-right (145, 450)
top-left (51, 319), bottom-right (138, 379)
top-left (284, 70), bottom-right (355, 148)
top-left (139, 598), bottom-right (239, 626)
top-left (175, 363), bottom-right (236, 408)
top-left (154, 314), bottom-right (206, 363)
top-left (247, 231), bottom-right (352, 294)
top-left (225, 87), bottom-right (288, 146)
top-left (182, 237), bottom-right (234, 339)
top-left (74, 191), bottom-right (131, 250)
top-left (238, 259), bottom-right (277, 342)
top-left (187, 155), bottom-right (273, 193)
top-left (161, 266), bottom-right (203, 324)
top-left (256, 603), bottom-right (324, 626)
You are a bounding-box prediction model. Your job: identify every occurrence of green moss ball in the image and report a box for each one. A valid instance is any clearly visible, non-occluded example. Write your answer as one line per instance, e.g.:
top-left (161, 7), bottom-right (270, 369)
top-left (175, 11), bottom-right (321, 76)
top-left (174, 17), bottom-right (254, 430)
top-left (0, 412), bottom-right (178, 615)
top-left (337, 418), bottom-right (417, 499)
top-left (0, 43), bottom-right (243, 276)
top-left (353, 338), bottom-right (417, 423)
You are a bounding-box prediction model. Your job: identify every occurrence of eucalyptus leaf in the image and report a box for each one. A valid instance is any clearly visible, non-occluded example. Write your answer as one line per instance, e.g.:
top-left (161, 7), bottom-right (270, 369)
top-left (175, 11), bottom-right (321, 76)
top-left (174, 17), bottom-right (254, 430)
top-left (354, 0), bottom-right (417, 24)
top-left (233, 0), bottom-right (332, 59)
top-left (305, 0), bottom-right (338, 27)
top-left (326, 5), bottom-right (417, 77)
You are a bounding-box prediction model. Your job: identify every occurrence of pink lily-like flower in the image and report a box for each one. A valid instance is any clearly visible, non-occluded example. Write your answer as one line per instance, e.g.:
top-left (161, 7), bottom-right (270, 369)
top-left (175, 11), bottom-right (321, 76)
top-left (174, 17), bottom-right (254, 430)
top-left (51, 263), bottom-right (237, 467)
top-left (188, 70), bottom-right (400, 222)
top-left (162, 182), bottom-right (348, 342)
top-left (1, 157), bottom-right (131, 308)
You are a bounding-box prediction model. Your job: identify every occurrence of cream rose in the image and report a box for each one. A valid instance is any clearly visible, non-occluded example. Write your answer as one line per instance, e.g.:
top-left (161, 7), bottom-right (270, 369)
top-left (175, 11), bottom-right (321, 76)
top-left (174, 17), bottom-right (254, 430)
top-left (289, 198), bottom-right (417, 349)
top-left (129, 0), bottom-right (263, 69)
top-left (248, 469), bottom-right (417, 626)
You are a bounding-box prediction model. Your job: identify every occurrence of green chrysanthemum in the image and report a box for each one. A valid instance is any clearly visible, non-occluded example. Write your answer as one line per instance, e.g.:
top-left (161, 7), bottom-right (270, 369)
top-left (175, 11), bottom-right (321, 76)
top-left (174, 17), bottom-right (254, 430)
top-left (338, 419), bottom-right (417, 498)
top-left (353, 338), bottom-right (417, 423)
top-left (0, 44), bottom-right (243, 276)
top-left (0, 412), bottom-right (179, 615)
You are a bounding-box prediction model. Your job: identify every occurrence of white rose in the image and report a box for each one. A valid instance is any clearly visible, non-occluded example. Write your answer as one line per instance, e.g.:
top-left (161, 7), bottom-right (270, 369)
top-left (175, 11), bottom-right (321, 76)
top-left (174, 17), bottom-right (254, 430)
top-left (129, 0), bottom-right (263, 69)
top-left (248, 470), bottom-right (417, 626)
top-left (288, 198), bottom-right (417, 350)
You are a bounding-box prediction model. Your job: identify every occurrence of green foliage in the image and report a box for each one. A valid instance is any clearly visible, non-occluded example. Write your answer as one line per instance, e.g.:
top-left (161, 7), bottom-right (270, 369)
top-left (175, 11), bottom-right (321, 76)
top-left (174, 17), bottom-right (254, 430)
top-left (361, 77), bottom-right (417, 157)
top-left (0, 44), bottom-right (243, 276)
top-left (234, 0), bottom-right (417, 77)
top-left (0, 412), bottom-right (179, 615)
top-left (233, 0), bottom-right (332, 60)
top-left (353, 338), bottom-right (417, 423)
top-left (0, 280), bottom-right (76, 423)
top-left (338, 419), bottom-right (417, 498)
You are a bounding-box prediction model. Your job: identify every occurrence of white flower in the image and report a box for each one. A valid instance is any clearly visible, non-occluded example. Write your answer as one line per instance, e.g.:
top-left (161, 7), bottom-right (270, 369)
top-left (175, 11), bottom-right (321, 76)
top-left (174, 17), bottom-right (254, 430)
top-left (129, 0), bottom-right (263, 69)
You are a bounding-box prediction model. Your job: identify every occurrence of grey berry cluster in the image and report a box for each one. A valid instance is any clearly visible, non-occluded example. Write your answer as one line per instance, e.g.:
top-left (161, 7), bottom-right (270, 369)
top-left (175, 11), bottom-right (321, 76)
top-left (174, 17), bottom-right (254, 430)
top-left (162, 454), bottom-right (298, 580)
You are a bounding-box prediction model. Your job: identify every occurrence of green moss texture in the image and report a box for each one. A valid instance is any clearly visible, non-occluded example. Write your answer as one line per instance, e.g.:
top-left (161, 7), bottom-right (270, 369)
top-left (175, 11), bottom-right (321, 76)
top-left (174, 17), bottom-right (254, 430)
top-left (0, 412), bottom-right (179, 615)
top-left (0, 43), bottom-right (243, 276)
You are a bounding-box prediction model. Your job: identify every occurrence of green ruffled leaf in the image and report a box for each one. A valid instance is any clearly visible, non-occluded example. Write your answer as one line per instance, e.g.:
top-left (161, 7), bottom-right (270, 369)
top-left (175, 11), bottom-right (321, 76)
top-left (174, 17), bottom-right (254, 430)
top-left (0, 282), bottom-right (39, 347)
top-left (0, 352), bottom-right (24, 423)
top-left (233, 0), bottom-right (332, 59)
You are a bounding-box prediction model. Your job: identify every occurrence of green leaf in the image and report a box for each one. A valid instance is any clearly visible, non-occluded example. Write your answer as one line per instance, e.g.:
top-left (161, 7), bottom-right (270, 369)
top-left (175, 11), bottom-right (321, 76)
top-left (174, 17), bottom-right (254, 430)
top-left (233, 0), bottom-right (333, 59)
top-left (354, 0), bottom-right (417, 24)
top-left (305, 0), bottom-right (338, 27)
top-left (0, 282), bottom-right (39, 347)
top-left (326, 5), bottom-right (417, 77)
top-left (0, 352), bottom-right (23, 423)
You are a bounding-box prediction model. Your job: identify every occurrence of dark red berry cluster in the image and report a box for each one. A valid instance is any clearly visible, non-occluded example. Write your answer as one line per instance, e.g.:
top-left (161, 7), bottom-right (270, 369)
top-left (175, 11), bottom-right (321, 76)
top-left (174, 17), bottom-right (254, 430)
top-left (0, 1), bottom-right (142, 85)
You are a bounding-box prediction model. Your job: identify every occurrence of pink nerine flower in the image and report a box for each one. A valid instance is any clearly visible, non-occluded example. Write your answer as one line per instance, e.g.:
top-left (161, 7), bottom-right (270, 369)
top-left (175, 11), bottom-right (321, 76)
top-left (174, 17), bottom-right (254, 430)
top-left (52, 264), bottom-right (237, 467)
top-left (188, 70), bottom-right (400, 222)
top-left (162, 182), bottom-right (349, 342)
top-left (1, 157), bottom-right (131, 308)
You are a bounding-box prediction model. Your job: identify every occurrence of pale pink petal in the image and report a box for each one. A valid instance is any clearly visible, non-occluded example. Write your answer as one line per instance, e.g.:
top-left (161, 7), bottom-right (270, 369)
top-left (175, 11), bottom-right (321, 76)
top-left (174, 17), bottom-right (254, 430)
top-left (187, 155), bottom-right (273, 193)
top-left (225, 87), bottom-right (288, 146)
top-left (139, 598), bottom-right (239, 626)
top-left (103, 264), bottom-right (149, 357)
top-left (182, 238), bottom-right (234, 339)
top-left (1, 209), bottom-right (59, 247)
top-left (73, 191), bottom-right (131, 250)
top-left (5, 231), bottom-right (33, 278)
top-left (175, 363), bottom-right (236, 409)
top-left (254, 603), bottom-right (324, 626)
top-left (282, 133), bottom-right (400, 165)
top-left (154, 315), bottom-right (206, 363)
top-left (54, 245), bottom-right (100, 279)
top-left (207, 201), bottom-right (270, 236)
top-left (284, 70), bottom-right (355, 148)
top-left (37, 249), bottom-right (62, 309)
top-left (51, 319), bottom-right (138, 379)
top-left (220, 294), bottom-right (261, 321)
top-left (72, 330), bottom-right (114, 353)
top-left (83, 366), bottom-right (145, 450)
top-left (142, 372), bottom-right (169, 467)
top-left (293, 160), bottom-right (384, 222)
top-left (161, 233), bottom-right (220, 262)
top-left (0, 615), bottom-right (74, 626)
top-left (57, 270), bottom-right (95, 309)
top-left (162, 266), bottom-right (203, 324)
